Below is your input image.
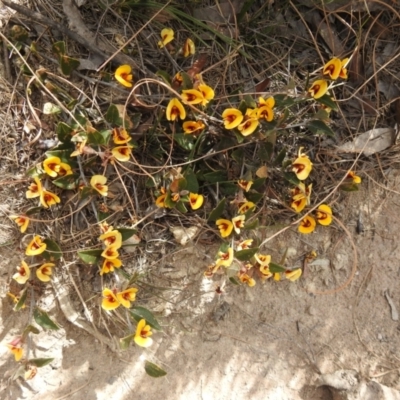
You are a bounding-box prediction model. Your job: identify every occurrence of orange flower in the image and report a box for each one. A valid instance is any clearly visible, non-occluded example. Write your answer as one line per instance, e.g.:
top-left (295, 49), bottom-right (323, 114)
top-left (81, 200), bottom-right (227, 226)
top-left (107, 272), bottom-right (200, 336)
top-left (183, 121), bottom-right (205, 134)
top-left (166, 98), bottom-right (186, 121)
top-left (100, 258), bottom-right (122, 275)
top-left (238, 272), bottom-right (256, 287)
top-left (182, 38), bottom-right (195, 57)
top-left (347, 171), bottom-right (361, 184)
top-left (99, 230), bottom-right (122, 249)
top-left (116, 287), bottom-right (138, 308)
top-left (316, 204), bottom-right (333, 226)
top-left (238, 202), bottom-right (255, 214)
top-left (134, 319), bottom-right (153, 347)
top-left (189, 193), bottom-right (204, 210)
top-left (112, 145), bottom-right (133, 162)
top-left (339, 58), bottom-right (349, 79)
top-left (101, 245), bottom-right (119, 260)
top-left (197, 84), bottom-right (215, 106)
top-left (115, 65), bottom-right (133, 88)
top-left (36, 263), bottom-right (55, 282)
top-left (7, 344), bottom-right (23, 362)
top-left (90, 175), bottom-right (108, 196)
top-left (26, 235), bottom-right (46, 256)
top-left (216, 219), bottom-right (234, 238)
top-left (292, 147), bottom-right (313, 180)
top-left (158, 28), bottom-right (174, 48)
top-left (112, 128), bottom-right (131, 144)
top-left (222, 108), bottom-right (243, 129)
top-left (298, 215), bottom-right (316, 234)
top-left (101, 288), bottom-right (120, 311)
top-left (40, 190), bottom-right (61, 208)
top-left (10, 215), bottom-right (30, 233)
top-left (322, 58), bottom-right (342, 80)
top-left (308, 79), bottom-right (328, 99)
top-left (181, 89), bottom-right (204, 105)
top-left (26, 177), bottom-right (42, 199)
top-left (13, 260), bottom-right (31, 284)
top-left (155, 193), bottom-right (167, 208)
top-left (232, 215), bottom-right (245, 234)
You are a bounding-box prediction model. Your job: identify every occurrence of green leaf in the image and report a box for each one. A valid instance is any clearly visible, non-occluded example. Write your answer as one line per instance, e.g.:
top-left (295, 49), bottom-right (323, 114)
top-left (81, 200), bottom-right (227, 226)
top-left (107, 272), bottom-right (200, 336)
top-left (231, 148), bottom-right (244, 164)
top-left (269, 262), bottom-right (286, 273)
top-left (79, 186), bottom-right (93, 200)
top-left (52, 41), bottom-right (65, 57)
top-left (10, 25), bottom-right (29, 42)
top-left (273, 148), bottom-right (286, 166)
top-left (29, 358), bottom-right (54, 368)
top-left (15, 288), bottom-right (28, 311)
top-left (105, 104), bottom-right (122, 125)
top-left (118, 228), bottom-right (138, 242)
top-left (130, 307), bottom-right (162, 331)
top-left (175, 201), bottom-right (188, 213)
top-left (229, 277), bottom-right (240, 285)
top-left (316, 94), bottom-right (337, 110)
top-left (243, 94), bottom-right (257, 109)
top-left (220, 182), bottom-right (237, 196)
top-left (33, 307), bottom-right (60, 330)
top-left (87, 130), bottom-right (111, 146)
top-left (52, 174), bottom-right (79, 190)
top-left (42, 239), bottom-right (62, 261)
top-left (77, 249), bottom-right (103, 264)
top-left (45, 149), bottom-right (74, 164)
top-left (251, 177), bottom-right (266, 191)
top-left (340, 183), bottom-right (360, 192)
top-left (98, 211), bottom-right (111, 222)
top-left (238, 99), bottom-right (247, 115)
top-left (184, 168), bottom-right (199, 193)
top-left (120, 333), bottom-right (135, 350)
top-left (180, 71), bottom-right (193, 90)
top-left (156, 70), bottom-right (171, 85)
top-left (283, 172), bottom-right (300, 186)
top-left (313, 109), bottom-right (330, 121)
top-left (25, 207), bottom-right (42, 216)
top-left (235, 248), bottom-right (259, 261)
top-left (22, 325), bottom-right (40, 337)
top-left (174, 133), bottom-right (194, 151)
top-left (245, 192), bottom-right (263, 203)
top-left (56, 122), bottom-right (74, 142)
top-left (60, 55), bottom-right (80, 76)
top-left (244, 219), bottom-right (259, 230)
top-left (203, 171), bottom-right (227, 183)
top-left (274, 94), bottom-right (296, 107)
top-left (307, 120), bottom-right (334, 137)
top-left (144, 361), bottom-right (167, 378)
top-left (258, 142), bottom-right (274, 161)
top-left (207, 198), bottom-right (226, 222)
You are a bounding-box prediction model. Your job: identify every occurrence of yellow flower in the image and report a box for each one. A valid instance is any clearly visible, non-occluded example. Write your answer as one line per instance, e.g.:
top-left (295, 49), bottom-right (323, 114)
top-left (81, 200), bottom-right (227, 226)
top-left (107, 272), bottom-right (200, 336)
top-left (101, 288), bottom-right (120, 311)
top-left (100, 258), bottom-right (122, 275)
top-left (308, 79), bottom-right (328, 99)
top-left (254, 253), bottom-right (271, 267)
top-left (222, 108), bottom-right (244, 129)
top-left (290, 183), bottom-right (312, 213)
top-left (26, 236), bottom-right (47, 256)
top-left (182, 38), bottom-right (195, 57)
top-left (216, 219), bottom-right (234, 238)
top-left (101, 245), bottom-right (120, 260)
top-left (236, 239), bottom-right (253, 251)
top-left (232, 215), bottom-right (245, 234)
top-left (259, 265), bottom-right (273, 280)
top-left (285, 269), bottom-right (302, 281)
top-left (115, 65), bottom-right (133, 88)
top-left (189, 193), bottom-right (204, 210)
top-left (158, 28), bottom-right (174, 48)
top-left (215, 247), bottom-right (234, 267)
top-left (36, 263), bottom-right (55, 282)
top-left (10, 215), bottom-right (30, 233)
top-left (116, 288), bottom-right (138, 308)
top-left (322, 58), bottom-right (342, 80)
top-left (238, 179), bottom-right (253, 192)
top-left (181, 89), bottom-right (204, 105)
top-left (316, 204), bottom-right (333, 226)
top-left (112, 128), bottom-right (131, 144)
top-left (155, 193), bottom-right (167, 208)
top-left (134, 319), bottom-right (153, 347)
top-left (347, 171), bottom-right (361, 184)
top-left (298, 215), bottom-right (316, 234)
top-left (43, 156), bottom-right (62, 177)
top-left (183, 120), bottom-right (205, 134)
top-left (70, 139), bottom-right (87, 157)
top-left (7, 344), bottom-right (23, 362)
top-left (112, 145), bottom-right (133, 162)
top-left (204, 264), bottom-right (220, 278)
top-left (26, 177), bottom-right (42, 199)
top-left (339, 58), bottom-right (349, 79)
top-left (292, 147), bottom-right (313, 180)
top-left (90, 175), bottom-right (108, 196)
top-left (238, 109), bottom-right (259, 136)
top-left (238, 272), bottom-right (256, 287)
top-left (58, 163), bottom-right (72, 177)
top-left (273, 273), bottom-right (281, 281)
top-left (257, 105), bottom-right (274, 122)
top-left (258, 96), bottom-right (275, 108)
top-left (100, 230), bottom-right (122, 249)
top-left (13, 260), bottom-right (30, 284)
top-left (197, 84), bottom-right (215, 106)
top-left (166, 98), bottom-right (186, 121)
top-left (238, 201), bottom-right (255, 214)
top-left (40, 190), bottom-right (61, 208)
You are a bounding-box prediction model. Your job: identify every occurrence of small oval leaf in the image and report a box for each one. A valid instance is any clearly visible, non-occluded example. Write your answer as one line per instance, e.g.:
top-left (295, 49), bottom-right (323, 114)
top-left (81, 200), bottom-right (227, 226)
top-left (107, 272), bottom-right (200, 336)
top-left (235, 248), bottom-right (259, 261)
top-left (42, 239), bottom-right (62, 261)
top-left (144, 361), bottom-right (167, 378)
top-left (29, 358), bottom-right (54, 368)
top-left (207, 198), bottom-right (226, 222)
top-left (77, 249), bottom-right (103, 265)
top-left (269, 262), bottom-right (286, 273)
top-left (33, 307), bottom-right (60, 330)
top-left (129, 307), bottom-right (162, 331)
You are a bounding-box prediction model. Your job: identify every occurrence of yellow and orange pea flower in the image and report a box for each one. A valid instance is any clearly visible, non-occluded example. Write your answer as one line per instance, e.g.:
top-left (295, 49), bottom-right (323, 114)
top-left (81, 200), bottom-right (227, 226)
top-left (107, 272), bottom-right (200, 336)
top-left (116, 287), bottom-right (138, 308)
top-left (112, 145), bottom-right (133, 162)
top-left (216, 218), bottom-right (234, 238)
top-left (197, 84), bottom-right (215, 106)
top-left (308, 79), bottom-right (328, 99)
top-left (215, 247), bottom-right (234, 267)
top-left (285, 268), bottom-right (302, 281)
top-left (158, 27), bottom-right (174, 48)
top-left (182, 38), bottom-right (195, 57)
top-left (236, 239), bottom-right (253, 251)
top-left (183, 120), bottom-right (205, 135)
top-left (43, 156), bottom-right (72, 178)
top-left (70, 139), bottom-right (88, 157)
top-left (101, 288), bottom-right (120, 311)
top-left (26, 235), bottom-right (47, 256)
top-left (99, 230), bottom-right (122, 249)
top-left (36, 263), bottom-right (55, 282)
top-left (238, 201), bottom-right (255, 214)
top-left (254, 253), bottom-right (271, 267)
top-left (323, 57), bottom-right (349, 80)
top-left (181, 89), bottom-right (204, 105)
top-left (101, 245), bottom-right (120, 260)
top-left (204, 263), bottom-right (220, 278)
top-left (115, 64), bottom-right (133, 88)
top-left (26, 176), bottom-right (43, 199)
top-left (189, 192), bottom-right (204, 210)
top-left (316, 204), bottom-right (333, 226)
top-left (112, 127), bottom-right (131, 144)
top-left (13, 260), bottom-right (31, 284)
top-left (257, 96), bottom-right (275, 121)
top-left (347, 170), bottom-right (361, 184)
top-left (134, 319), bottom-right (153, 348)
top-left (232, 215), bottom-right (245, 234)
top-left (222, 108), bottom-right (244, 129)
top-left (298, 215), bottom-right (316, 234)
top-left (237, 179), bottom-right (253, 192)
top-left (258, 96), bottom-right (275, 109)
top-left (238, 272), bottom-right (256, 287)
top-left (7, 343), bottom-right (23, 362)
top-left (10, 215), bottom-right (30, 233)
top-left (40, 189), bottom-right (61, 208)
top-left (292, 147), bottom-right (313, 180)
top-left (238, 109), bottom-right (259, 136)
top-left (290, 183), bottom-right (312, 213)
top-left (90, 175), bottom-right (108, 197)
top-left (99, 221), bottom-right (113, 234)
top-left (100, 258), bottom-right (122, 275)
top-left (166, 98), bottom-right (186, 121)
